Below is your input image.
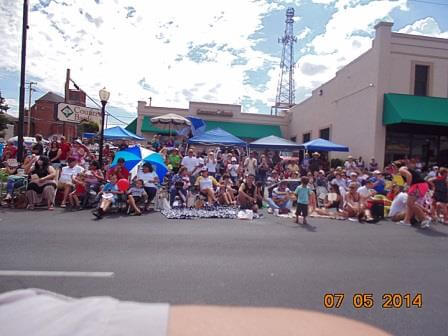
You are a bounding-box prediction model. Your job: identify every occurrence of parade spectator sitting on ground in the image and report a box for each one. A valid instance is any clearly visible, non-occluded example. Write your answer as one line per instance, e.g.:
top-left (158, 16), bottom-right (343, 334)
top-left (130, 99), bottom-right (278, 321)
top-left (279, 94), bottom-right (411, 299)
top-left (371, 170), bottom-right (386, 195)
top-left (2, 159), bottom-right (25, 203)
top-left (218, 174), bottom-right (236, 206)
top-left (295, 177), bottom-right (312, 225)
top-left (244, 152), bottom-right (257, 176)
top-left (348, 172), bottom-right (361, 189)
top-left (399, 159), bottom-right (431, 228)
top-left (195, 168), bottom-right (219, 204)
top-left (428, 167), bottom-right (448, 224)
top-left (267, 180), bottom-right (292, 216)
top-left (48, 141), bottom-right (61, 168)
top-left (106, 158), bottom-right (129, 181)
top-left (387, 187), bottom-right (408, 222)
top-left (315, 184), bottom-right (343, 216)
top-left (32, 134), bottom-right (44, 156)
top-left (170, 167), bottom-right (189, 207)
top-left (344, 182), bottom-right (361, 218)
top-left (127, 179), bottom-right (147, 216)
top-left (68, 172), bottom-right (87, 210)
top-left (58, 136), bottom-right (71, 165)
top-left (331, 172), bottom-right (348, 196)
top-left (238, 174), bottom-right (258, 213)
top-left (93, 174), bottom-right (123, 219)
top-left (58, 157), bottom-right (84, 208)
top-left (136, 163), bottom-right (158, 209)
top-left (387, 183), bottom-right (400, 201)
top-left (344, 156), bottom-right (358, 175)
top-left (2, 140), bottom-right (17, 161)
top-left (357, 178), bottom-right (376, 221)
top-left (24, 155), bottom-right (57, 210)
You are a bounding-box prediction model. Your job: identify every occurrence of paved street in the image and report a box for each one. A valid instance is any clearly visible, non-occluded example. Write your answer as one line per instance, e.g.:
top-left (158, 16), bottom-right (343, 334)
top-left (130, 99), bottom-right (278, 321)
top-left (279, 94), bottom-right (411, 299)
top-left (0, 208), bottom-right (447, 335)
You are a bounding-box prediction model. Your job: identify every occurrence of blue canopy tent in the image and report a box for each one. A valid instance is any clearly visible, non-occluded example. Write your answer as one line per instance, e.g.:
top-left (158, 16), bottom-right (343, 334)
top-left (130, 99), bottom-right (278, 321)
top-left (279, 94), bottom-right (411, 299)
top-left (188, 128), bottom-right (247, 147)
top-left (103, 126), bottom-right (144, 141)
top-left (249, 135), bottom-right (302, 151)
top-left (299, 138), bottom-right (349, 152)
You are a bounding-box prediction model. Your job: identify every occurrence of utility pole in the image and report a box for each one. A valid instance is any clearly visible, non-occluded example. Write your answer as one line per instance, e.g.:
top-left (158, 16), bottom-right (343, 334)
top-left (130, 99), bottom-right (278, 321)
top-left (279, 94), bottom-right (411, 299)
top-left (26, 81), bottom-right (36, 136)
top-left (17, 0), bottom-right (29, 162)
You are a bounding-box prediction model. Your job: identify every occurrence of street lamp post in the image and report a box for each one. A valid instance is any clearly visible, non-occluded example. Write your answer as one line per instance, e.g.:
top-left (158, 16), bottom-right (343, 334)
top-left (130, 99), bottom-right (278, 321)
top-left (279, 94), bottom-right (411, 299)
top-left (98, 88), bottom-right (110, 169)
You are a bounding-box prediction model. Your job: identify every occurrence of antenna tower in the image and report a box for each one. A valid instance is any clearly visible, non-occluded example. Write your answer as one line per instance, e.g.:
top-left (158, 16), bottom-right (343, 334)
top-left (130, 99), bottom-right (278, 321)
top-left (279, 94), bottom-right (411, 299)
top-left (272, 7), bottom-right (297, 115)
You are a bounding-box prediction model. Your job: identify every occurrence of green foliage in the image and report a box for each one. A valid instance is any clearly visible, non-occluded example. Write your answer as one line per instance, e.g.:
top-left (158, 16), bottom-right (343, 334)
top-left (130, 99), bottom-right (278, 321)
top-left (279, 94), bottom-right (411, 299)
top-left (330, 158), bottom-right (344, 169)
top-left (0, 113), bottom-right (10, 131)
top-left (78, 120), bottom-right (99, 133)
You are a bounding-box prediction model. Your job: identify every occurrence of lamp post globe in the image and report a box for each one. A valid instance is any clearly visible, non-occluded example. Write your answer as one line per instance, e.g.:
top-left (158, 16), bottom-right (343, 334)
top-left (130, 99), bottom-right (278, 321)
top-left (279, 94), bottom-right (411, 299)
top-left (98, 87), bottom-right (110, 169)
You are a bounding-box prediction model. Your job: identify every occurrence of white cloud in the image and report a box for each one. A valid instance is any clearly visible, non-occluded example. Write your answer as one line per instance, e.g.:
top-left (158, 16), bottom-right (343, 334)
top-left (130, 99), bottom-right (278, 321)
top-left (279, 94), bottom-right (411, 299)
top-left (311, 0), bottom-right (336, 4)
top-left (297, 27), bottom-right (311, 40)
top-left (398, 17), bottom-right (448, 38)
top-left (0, 0), bottom-right (282, 113)
top-left (5, 98), bottom-right (18, 117)
top-left (295, 0), bottom-right (407, 98)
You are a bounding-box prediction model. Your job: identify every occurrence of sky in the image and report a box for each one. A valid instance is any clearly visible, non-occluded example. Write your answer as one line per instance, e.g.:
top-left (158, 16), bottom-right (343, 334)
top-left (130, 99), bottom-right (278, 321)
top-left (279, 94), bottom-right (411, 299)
top-left (0, 0), bottom-right (447, 126)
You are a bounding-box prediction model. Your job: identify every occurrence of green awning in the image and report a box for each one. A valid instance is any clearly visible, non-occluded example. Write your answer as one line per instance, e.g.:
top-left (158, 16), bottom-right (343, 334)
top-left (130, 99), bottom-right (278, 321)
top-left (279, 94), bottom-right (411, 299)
top-left (125, 118), bottom-right (137, 134)
top-left (383, 93), bottom-right (448, 127)
top-left (205, 120), bottom-right (282, 139)
top-left (141, 116), bottom-right (172, 135)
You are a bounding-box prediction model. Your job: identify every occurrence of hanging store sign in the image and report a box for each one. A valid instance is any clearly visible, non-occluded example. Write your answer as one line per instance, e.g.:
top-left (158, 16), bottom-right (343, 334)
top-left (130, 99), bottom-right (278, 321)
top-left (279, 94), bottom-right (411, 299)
top-left (57, 103), bottom-right (101, 124)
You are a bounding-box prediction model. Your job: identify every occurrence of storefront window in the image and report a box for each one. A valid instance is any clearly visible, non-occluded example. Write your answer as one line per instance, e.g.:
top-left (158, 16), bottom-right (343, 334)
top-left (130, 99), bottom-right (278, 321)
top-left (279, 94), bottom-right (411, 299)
top-left (411, 134), bottom-right (438, 167)
top-left (385, 132), bottom-right (410, 164)
top-left (439, 136), bottom-right (448, 166)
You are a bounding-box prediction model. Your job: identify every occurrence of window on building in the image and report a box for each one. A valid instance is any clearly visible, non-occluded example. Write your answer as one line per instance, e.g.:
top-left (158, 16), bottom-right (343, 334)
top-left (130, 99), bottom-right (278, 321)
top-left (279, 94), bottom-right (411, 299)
top-left (319, 128), bottom-right (330, 140)
top-left (290, 136), bottom-right (297, 142)
top-left (414, 65), bottom-right (429, 96)
top-left (302, 133), bottom-right (311, 143)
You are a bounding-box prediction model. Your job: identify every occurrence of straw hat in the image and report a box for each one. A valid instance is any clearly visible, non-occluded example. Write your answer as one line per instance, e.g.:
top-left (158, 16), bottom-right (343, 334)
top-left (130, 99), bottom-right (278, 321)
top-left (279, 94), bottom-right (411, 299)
top-left (312, 152), bottom-right (320, 157)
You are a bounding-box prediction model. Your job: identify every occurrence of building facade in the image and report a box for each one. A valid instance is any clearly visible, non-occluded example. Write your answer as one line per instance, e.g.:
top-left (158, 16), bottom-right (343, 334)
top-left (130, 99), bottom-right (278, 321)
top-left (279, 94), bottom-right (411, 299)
top-left (289, 22), bottom-right (448, 168)
top-left (131, 101), bottom-right (290, 142)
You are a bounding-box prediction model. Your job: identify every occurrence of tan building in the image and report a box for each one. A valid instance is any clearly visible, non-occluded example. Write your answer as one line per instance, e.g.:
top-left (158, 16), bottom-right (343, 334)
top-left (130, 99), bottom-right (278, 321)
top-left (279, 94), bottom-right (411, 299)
top-left (128, 101), bottom-right (289, 142)
top-left (289, 21), bottom-right (448, 168)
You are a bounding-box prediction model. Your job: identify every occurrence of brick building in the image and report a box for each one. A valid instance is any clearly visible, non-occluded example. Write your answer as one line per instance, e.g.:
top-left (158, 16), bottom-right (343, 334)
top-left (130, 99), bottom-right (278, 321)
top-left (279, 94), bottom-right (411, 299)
top-left (25, 90), bottom-right (87, 140)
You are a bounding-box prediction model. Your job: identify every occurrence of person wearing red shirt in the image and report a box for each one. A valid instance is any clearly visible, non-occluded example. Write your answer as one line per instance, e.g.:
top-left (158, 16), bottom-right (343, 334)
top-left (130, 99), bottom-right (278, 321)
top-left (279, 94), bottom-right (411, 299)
top-left (106, 158), bottom-right (130, 181)
top-left (2, 141), bottom-right (17, 161)
top-left (59, 136), bottom-right (71, 164)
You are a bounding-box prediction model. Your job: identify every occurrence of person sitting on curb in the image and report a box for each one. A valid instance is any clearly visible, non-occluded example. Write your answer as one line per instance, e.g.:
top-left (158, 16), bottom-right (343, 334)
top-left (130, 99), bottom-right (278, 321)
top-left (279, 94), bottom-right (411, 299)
top-left (195, 168), bottom-right (219, 205)
top-left (127, 179), bottom-right (147, 216)
top-left (93, 174), bottom-right (123, 219)
top-left (237, 174), bottom-right (258, 213)
top-left (267, 180), bottom-right (293, 216)
top-left (58, 157), bottom-right (84, 208)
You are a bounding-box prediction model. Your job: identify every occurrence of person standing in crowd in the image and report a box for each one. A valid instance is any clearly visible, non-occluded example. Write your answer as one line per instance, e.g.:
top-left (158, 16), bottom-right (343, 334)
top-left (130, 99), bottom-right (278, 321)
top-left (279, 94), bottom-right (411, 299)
top-left (309, 152), bottom-right (321, 173)
top-left (301, 153), bottom-right (310, 172)
top-left (205, 151), bottom-right (217, 177)
top-left (70, 140), bottom-right (87, 166)
top-left (295, 176), bottom-right (312, 225)
top-left (136, 163), bottom-right (159, 209)
top-left (244, 152), bottom-right (257, 177)
top-left (426, 166), bottom-right (439, 179)
top-left (238, 174), bottom-right (258, 213)
top-left (2, 140), bottom-right (17, 161)
top-left (399, 159), bottom-right (431, 228)
top-left (344, 156), bottom-right (357, 175)
top-left (58, 136), bottom-right (71, 166)
top-left (227, 157), bottom-right (239, 183)
top-left (58, 157), bottom-right (85, 208)
top-left (267, 180), bottom-right (292, 216)
top-left (181, 149), bottom-right (198, 176)
top-left (24, 155), bottom-right (57, 210)
top-left (168, 148), bottom-right (182, 174)
top-left (356, 156), bottom-right (365, 170)
top-left (272, 151), bottom-right (282, 167)
top-left (106, 158), bottom-right (130, 181)
top-left (257, 155), bottom-right (269, 183)
top-left (31, 134), bottom-right (44, 156)
top-left (287, 159), bottom-right (299, 176)
top-left (48, 141), bottom-right (61, 168)
top-left (369, 157), bottom-right (378, 172)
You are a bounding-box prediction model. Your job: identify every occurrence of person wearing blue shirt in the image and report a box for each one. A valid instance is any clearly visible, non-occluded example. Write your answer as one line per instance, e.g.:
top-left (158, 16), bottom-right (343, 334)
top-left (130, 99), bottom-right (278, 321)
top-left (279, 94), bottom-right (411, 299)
top-left (371, 170), bottom-right (386, 195)
top-left (295, 176), bottom-right (313, 225)
top-left (93, 174), bottom-right (123, 219)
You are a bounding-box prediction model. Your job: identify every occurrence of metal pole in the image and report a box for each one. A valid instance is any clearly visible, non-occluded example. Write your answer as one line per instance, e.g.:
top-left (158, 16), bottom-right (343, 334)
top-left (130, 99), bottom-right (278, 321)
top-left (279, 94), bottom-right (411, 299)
top-left (17, 0), bottom-right (29, 162)
top-left (98, 100), bottom-right (107, 169)
top-left (26, 81), bottom-right (36, 136)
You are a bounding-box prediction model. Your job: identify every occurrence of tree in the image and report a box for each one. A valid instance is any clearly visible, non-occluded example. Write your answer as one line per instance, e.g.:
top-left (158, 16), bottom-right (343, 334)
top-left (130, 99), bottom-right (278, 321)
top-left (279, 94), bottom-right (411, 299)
top-left (0, 91), bottom-right (9, 114)
top-left (78, 120), bottom-right (99, 134)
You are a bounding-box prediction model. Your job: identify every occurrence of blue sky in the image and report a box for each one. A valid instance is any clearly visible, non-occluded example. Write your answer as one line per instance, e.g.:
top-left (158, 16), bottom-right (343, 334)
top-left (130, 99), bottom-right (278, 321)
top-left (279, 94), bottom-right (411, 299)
top-left (1, 0), bottom-right (447, 126)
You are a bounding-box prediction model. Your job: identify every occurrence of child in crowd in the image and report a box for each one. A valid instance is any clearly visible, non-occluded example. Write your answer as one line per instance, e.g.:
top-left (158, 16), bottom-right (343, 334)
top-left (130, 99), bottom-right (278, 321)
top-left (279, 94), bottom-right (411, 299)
top-left (295, 176), bottom-right (312, 225)
top-left (127, 179), bottom-right (147, 216)
top-left (93, 174), bottom-right (123, 219)
top-left (218, 174), bottom-right (235, 206)
top-left (69, 173), bottom-right (86, 210)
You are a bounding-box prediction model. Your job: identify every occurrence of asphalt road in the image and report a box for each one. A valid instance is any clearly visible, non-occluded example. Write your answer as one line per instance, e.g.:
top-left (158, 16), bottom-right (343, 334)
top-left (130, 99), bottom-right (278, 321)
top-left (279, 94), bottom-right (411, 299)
top-left (0, 208), bottom-right (447, 335)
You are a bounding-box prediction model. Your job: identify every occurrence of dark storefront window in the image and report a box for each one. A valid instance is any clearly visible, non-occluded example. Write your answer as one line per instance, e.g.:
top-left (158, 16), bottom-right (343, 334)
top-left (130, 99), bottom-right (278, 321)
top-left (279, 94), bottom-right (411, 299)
top-left (302, 132), bottom-right (310, 143)
top-left (414, 65), bottom-right (429, 96)
top-left (319, 128), bottom-right (330, 140)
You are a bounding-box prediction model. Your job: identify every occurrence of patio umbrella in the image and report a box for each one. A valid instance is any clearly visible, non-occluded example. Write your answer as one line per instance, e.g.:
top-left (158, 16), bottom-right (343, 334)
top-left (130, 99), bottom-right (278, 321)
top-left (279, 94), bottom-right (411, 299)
top-left (150, 114), bottom-right (191, 137)
top-left (8, 136), bottom-right (49, 146)
top-left (111, 146), bottom-right (168, 180)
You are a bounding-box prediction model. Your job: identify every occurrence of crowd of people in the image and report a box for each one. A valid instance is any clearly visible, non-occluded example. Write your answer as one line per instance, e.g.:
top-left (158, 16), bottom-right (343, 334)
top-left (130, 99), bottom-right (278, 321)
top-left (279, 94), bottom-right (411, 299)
top-left (0, 134), bottom-right (446, 228)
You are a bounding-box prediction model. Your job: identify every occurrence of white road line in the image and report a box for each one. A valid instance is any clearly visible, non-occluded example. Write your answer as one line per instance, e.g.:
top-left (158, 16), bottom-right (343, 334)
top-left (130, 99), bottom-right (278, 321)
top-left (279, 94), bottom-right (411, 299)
top-left (0, 270), bottom-right (114, 278)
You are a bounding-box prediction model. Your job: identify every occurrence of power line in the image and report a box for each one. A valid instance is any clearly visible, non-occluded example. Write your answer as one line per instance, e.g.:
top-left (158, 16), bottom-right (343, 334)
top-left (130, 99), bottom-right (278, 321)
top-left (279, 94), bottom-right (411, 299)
top-left (408, 0), bottom-right (448, 6)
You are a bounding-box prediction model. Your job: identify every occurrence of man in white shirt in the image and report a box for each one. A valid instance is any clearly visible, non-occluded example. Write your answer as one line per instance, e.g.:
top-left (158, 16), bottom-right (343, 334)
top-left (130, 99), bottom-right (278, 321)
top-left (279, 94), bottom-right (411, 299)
top-left (181, 149), bottom-right (198, 174)
top-left (344, 156), bottom-right (358, 175)
top-left (244, 152), bottom-right (257, 176)
top-left (58, 157), bottom-right (84, 207)
top-left (389, 191), bottom-right (408, 222)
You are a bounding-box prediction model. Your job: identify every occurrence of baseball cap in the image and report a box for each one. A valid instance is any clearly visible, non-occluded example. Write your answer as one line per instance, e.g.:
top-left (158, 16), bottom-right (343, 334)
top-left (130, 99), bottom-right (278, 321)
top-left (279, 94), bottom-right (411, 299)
top-left (373, 170), bottom-right (381, 174)
top-left (201, 167), bottom-right (207, 172)
top-left (350, 172), bottom-right (357, 177)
